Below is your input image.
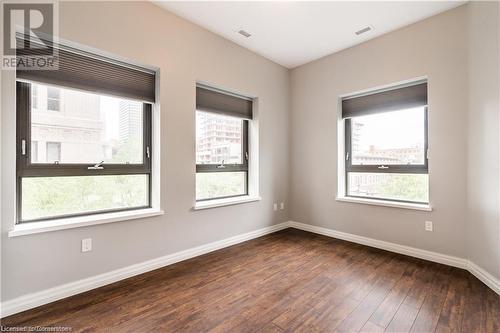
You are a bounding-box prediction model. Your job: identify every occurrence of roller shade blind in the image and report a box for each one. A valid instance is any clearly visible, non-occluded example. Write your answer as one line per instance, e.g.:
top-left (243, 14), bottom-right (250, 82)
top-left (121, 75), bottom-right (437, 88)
top-left (196, 86), bottom-right (253, 119)
top-left (16, 37), bottom-right (156, 103)
top-left (342, 82), bottom-right (427, 119)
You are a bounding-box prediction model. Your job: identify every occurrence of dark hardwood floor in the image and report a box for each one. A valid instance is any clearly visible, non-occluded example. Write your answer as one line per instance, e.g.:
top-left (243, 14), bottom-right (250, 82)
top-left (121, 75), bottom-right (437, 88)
top-left (2, 229), bottom-right (499, 332)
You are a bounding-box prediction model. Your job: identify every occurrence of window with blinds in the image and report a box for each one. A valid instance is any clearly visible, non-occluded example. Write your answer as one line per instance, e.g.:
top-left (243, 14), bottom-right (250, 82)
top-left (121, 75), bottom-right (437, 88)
top-left (342, 81), bottom-right (429, 204)
top-left (16, 37), bottom-right (157, 222)
top-left (195, 85), bottom-right (253, 201)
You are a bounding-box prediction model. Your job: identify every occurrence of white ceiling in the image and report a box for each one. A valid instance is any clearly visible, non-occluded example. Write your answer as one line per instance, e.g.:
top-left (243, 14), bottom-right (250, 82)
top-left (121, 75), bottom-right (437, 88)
top-left (156, 1), bottom-right (465, 69)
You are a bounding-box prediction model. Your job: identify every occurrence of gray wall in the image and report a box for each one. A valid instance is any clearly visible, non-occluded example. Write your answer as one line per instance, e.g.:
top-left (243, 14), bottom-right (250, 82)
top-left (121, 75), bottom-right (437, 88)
top-left (290, 6), bottom-right (469, 258)
top-left (0, 1), bottom-right (290, 301)
top-left (466, 1), bottom-right (500, 279)
top-left (289, 2), bottom-right (499, 280)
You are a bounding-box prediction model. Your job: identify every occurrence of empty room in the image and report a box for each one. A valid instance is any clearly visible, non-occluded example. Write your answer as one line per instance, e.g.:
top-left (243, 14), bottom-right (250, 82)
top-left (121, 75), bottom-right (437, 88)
top-left (0, 0), bottom-right (499, 332)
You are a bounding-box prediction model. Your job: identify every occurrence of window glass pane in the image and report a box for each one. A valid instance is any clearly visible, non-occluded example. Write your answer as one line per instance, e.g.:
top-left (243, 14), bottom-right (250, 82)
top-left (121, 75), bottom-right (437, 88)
top-left (47, 87), bottom-right (60, 111)
top-left (347, 172), bottom-right (429, 203)
top-left (47, 87), bottom-right (59, 99)
top-left (351, 107), bottom-right (425, 165)
top-left (31, 141), bottom-right (38, 162)
top-left (47, 99), bottom-right (60, 112)
top-left (21, 175), bottom-right (149, 221)
top-left (196, 111), bottom-right (243, 165)
top-left (32, 85), bottom-right (38, 110)
top-left (46, 142), bottom-right (61, 163)
top-left (196, 172), bottom-right (246, 200)
top-left (30, 82), bottom-right (144, 164)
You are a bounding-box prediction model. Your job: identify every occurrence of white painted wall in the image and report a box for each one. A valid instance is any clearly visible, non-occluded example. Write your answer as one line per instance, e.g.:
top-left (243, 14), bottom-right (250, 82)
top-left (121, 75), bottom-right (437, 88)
top-left (0, 1), bottom-right (290, 301)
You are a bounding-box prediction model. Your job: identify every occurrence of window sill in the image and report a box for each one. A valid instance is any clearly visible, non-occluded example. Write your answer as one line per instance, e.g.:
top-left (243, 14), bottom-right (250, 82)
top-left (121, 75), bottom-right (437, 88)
top-left (8, 208), bottom-right (164, 237)
top-left (194, 195), bottom-right (262, 210)
top-left (336, 196), bottom-right (432, 211)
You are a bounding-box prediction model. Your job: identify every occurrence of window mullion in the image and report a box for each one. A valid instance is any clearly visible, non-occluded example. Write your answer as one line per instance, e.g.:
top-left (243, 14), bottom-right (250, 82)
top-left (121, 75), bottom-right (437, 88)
top-left (143, 103), bottom-right (153, 172)
top-left (196, 164), bottom-right (248, 173)
top-left (243, 120), bottom-right (249, 168)
top-left (19, 166), bottom-right (149, 177)
top-left (347, 164), bottom-right (427, 174)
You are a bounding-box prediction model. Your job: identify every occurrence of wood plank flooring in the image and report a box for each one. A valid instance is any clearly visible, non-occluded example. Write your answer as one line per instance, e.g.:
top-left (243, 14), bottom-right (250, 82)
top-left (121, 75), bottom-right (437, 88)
top-left (2, 229), bottom-right (499, 332)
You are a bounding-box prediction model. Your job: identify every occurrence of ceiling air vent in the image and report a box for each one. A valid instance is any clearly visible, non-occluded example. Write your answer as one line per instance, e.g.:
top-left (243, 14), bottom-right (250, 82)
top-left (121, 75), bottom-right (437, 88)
top-left (238, 30), bottom-right (251, 38)
top-left (355, 25), bottom-right (373, 36)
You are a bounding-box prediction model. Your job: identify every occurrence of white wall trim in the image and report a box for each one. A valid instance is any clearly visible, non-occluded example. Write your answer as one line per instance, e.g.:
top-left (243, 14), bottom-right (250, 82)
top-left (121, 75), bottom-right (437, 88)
top-left (335, 196), bottom-right (432, 212)
top-left (467, 260), bottom-right (500, 295)
top-left (193, 196), bottom-right (262, 210)
top-left (0, 222), bottom-right (289, 318)
top-left (288, 221), bottom-right (466, 268)
top-left (288, 221), bottom-right (500, 295)
top-left (9, 208), bottom-right (165, 237)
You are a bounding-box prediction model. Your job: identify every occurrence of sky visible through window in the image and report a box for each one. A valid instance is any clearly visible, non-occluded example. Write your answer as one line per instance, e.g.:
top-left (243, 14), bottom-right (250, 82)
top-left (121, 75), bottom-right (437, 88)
top-left (354, 107), bottom-right (424, 150)
top-left (351, 107), bottom-right (425, 166)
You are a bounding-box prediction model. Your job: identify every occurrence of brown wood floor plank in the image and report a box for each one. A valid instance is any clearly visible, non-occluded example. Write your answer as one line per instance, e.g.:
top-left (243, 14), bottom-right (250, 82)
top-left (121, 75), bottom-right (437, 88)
top-left (385, 303), bottom-right (421, 333)
top-left (277, 251), bottom-right (397, 332)
top-left (461, 272), bottom-right (493, 333)
top-left (409, 264), bottom-right (452, 333)
top-left (384, 260), bottom-right (438, 333)
top-left (434, 268), bottom-right (468, 333)
top-left (334, 256), bottom-right (411, 332)
top-left (1, 228), bottom-right (497, 333)
top-left (364, 257), bottom-right (422, 329)
top-left (484, 285), bottom-right (500, 333)
top-left (360, 320), bottom-right (385, 333)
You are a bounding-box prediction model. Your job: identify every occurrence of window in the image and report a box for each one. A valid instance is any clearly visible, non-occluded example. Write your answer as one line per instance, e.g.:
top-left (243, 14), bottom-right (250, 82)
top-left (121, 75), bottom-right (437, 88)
top-left (45, 142), bottom-right (61, 163)
top-left (17, 81), bottom-right (153, 222)
top-left (47, 86), bottom-right (61, 111)
top-left (195, 85), bottom-right (253, 201)
top-left (30, 83), bottom-right (145, 165)
top-left (343, 82), bottom-right (428, 204)
top-left (31, 85), bottom-right (38, 110)
top-left (196, 111), bottom-right (248, 200)
top-left (16, 37), bottom-right (156, 223)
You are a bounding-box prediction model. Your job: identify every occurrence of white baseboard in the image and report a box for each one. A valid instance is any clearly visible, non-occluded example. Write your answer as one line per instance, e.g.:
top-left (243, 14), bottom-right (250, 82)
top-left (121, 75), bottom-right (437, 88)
top-left (288, 221), bottom-right (500, 295)
top-left (288, 221), bottom-right (467, 268)
top-left (467, 260), bottom-right (500, 295)
top-left (0, 222), bottom-right (289, 318)
top-left (2, 220), bottom-right (498, 318)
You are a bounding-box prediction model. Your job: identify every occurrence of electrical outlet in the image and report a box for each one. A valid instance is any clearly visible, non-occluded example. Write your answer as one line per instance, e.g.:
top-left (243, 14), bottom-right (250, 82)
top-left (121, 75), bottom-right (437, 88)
top-left (273, 203), bottom-right (278, 211)
top-left (81, 238), bottom-right (92, 252)
top-left (425, 221), bottom-right (433, 232)
top-left (280, 202), bottom-right (285, 210)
